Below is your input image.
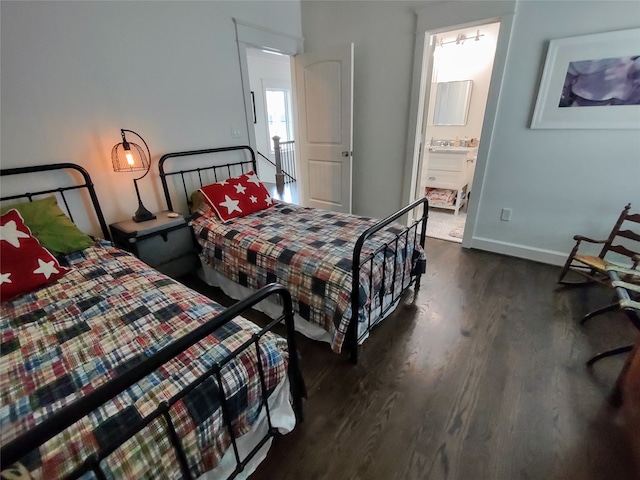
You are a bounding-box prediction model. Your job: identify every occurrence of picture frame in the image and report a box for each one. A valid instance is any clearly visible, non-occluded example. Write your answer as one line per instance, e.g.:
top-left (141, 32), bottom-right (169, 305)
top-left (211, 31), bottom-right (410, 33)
top-left (530, 28), bottom-right (640, 129)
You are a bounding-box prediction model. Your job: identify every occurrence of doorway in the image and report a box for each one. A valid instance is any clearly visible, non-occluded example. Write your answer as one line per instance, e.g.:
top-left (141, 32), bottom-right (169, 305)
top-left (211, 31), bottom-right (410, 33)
top-left (417, 21), bottom-right (500, 243)
top-left (237, 24), bottom-right (354, 211)
top-left (245, 50), bottom-right (292, 170)
top-left (234, 20), bottom-right (303, 203)
top-left (242, 45), bottom-right (354, 212)
top-left (235, 21), bottom-right (355, 213)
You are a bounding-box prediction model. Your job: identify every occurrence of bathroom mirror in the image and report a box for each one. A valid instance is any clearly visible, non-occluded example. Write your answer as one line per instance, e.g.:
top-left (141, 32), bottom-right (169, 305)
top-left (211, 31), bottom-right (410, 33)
top-left (433, 80), bottom-right (473, 126)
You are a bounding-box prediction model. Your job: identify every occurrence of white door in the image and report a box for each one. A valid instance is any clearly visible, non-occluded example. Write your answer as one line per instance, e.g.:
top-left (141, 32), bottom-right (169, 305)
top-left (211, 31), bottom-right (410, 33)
top-left (294, 44), bottom-right (354, 213)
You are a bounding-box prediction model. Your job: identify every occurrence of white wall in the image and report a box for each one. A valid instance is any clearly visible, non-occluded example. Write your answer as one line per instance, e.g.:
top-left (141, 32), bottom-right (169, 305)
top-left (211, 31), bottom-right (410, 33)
top-left (1, 0), bottom-right (302, 234)
top-left (300, 0), bottom-right (640, 265)
top-left (474, 0), bottom-right (640, 263)
top-left (300, 1), bottom-right (423, 218)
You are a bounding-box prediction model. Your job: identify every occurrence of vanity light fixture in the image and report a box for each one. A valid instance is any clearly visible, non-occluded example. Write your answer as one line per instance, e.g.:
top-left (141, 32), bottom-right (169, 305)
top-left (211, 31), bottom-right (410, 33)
top-left (111, 129), bottom-right (156, 223)
top-left (261, 48), bottom-right (286, 56)
top-left (438, 30), bottom-right (485, 47)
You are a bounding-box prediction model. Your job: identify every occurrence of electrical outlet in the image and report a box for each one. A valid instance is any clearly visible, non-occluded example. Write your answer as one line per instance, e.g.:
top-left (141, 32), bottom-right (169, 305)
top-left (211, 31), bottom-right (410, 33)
top-left (231, 128), bottom-right (242, 138)
top-left (501, 208), bottom-right (512, 222)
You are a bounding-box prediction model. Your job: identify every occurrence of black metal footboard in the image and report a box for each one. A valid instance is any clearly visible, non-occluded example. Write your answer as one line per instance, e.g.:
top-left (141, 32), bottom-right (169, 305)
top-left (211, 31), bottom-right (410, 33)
top-left (349, 197), bottom-right (429, 363)
top-left (1, 283), bottom-right (304, 480)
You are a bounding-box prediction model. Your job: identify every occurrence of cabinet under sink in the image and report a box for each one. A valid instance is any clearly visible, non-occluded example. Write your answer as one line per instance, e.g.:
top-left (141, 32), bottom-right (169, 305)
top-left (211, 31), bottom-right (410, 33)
top-left (423, 148), bottom-right (477, 215)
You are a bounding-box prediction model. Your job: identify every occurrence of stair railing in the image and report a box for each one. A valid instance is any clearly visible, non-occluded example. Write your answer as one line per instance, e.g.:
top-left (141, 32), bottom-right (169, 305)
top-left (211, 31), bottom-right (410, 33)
top-left (272, 136), bottom-right (296, 188)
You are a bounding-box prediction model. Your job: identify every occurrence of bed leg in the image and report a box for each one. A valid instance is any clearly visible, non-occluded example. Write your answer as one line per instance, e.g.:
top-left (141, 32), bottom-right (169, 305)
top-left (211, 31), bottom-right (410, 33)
top-left (280, 286), bottom-right (306, 422)
top-left (349, 345), bottom-right (358, 364)
top-left (289, 352), bottom-right (306, 423)
top-left (291, 381), bottom-right (305, 423)
top-left (413, 252), bottom-right (427, 292)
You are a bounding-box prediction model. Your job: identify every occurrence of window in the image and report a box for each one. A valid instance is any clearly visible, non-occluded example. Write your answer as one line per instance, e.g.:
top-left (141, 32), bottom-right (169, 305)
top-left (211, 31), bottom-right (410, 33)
top-left (265, 87), bottom-right (292, 152)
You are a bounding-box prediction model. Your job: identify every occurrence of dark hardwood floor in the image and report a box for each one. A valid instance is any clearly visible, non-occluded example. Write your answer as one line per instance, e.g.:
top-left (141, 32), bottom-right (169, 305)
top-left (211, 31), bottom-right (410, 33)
top-left (263, 181), bottom-right (299, 205)
top-left (180, 238), bottom-right (639, 480)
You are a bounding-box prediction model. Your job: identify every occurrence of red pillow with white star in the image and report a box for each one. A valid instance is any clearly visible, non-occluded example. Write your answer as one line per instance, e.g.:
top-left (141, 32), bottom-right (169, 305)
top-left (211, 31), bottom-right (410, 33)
top-left (1, 209), bottom-right (69, 301)
top-left (199, 171), bottom-right (274, 221)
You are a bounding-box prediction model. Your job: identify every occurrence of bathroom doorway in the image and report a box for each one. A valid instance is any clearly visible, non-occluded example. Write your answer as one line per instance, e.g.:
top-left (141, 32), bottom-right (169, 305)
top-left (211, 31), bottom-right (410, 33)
top-left (417, 21), bottom-right (500, 243)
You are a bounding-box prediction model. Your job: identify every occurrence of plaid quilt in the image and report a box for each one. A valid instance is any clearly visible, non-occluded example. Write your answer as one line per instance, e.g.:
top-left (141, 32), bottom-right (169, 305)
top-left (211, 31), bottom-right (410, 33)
top-left (0, 241), bottom-right (289, 479)
top-left (191, 202), bottom-right (425, 353)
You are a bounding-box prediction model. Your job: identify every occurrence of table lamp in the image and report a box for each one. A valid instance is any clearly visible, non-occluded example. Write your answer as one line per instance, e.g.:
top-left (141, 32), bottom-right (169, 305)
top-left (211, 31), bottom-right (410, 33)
top-left (111, 129), bottom-right (156, 222)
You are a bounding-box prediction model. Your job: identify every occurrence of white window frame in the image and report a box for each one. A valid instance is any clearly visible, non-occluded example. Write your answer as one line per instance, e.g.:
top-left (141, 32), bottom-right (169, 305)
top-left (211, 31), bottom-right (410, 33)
top-left (262, 79), bottom-right (293, 153)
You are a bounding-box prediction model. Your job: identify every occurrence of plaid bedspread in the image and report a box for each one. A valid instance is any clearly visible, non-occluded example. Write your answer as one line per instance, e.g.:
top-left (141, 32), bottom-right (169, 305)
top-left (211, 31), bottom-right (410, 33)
top-left (191, 202), bottom-right (425, 353)
top-left (0, 241), bottom-right (289, 479)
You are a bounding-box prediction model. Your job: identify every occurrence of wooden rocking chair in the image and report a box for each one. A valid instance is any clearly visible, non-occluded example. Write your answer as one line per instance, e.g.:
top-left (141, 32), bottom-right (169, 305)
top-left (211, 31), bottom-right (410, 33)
top-left (585, 264), bottom-right (640, 369)
top-left (558, 203), bottom-right (640, 288)
top-left (558, 203), bottom-right (640, 325)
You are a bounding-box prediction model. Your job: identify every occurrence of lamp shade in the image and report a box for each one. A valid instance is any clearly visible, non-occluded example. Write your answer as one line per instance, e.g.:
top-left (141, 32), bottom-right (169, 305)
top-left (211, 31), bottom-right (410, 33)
top-left (111, 131), bottom-right (150, 173)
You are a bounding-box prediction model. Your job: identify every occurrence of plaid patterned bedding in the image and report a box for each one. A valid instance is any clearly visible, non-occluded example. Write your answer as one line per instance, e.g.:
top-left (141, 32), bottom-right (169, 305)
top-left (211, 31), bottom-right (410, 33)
top-left (0, 241), bottom-right (289, 479)
top-left (191, 202), bottom-right (425, 353)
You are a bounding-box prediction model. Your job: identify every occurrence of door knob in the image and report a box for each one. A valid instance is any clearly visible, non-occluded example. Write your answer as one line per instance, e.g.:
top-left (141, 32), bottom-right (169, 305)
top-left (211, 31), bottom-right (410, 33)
top-left (341, 151), bottom-right (351, 157)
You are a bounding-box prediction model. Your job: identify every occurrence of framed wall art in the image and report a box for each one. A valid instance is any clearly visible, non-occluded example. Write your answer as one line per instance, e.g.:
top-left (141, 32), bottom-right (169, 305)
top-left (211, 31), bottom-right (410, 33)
top-left (530, 28), bottom-right (640, 129)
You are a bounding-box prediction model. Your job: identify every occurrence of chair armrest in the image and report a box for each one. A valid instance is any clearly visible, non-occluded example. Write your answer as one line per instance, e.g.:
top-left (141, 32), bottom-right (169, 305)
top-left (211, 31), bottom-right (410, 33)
top-left (573, 234), bottom-right (606, 244)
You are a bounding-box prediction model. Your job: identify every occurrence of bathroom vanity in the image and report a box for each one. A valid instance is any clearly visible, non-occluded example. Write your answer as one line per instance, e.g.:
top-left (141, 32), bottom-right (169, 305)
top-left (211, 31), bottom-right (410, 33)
top-left (424, 146), bottom-right (477, 215)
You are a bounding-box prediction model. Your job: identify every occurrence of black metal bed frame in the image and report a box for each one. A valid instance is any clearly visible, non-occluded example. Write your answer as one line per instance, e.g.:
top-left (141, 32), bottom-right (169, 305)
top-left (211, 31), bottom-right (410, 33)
top-left (158, 145), bottom-right (429, 364)
top-left (0, 163), bottom-right (111, 241)
top-left (159, 145), bottom-right (257, 213)
top-left (0, 163), bottom-right (304, 479)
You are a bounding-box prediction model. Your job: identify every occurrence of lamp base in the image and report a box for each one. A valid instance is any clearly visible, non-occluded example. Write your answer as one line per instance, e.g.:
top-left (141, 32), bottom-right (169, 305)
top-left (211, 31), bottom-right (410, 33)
top-left (132, 205), bottom-right (157, 223)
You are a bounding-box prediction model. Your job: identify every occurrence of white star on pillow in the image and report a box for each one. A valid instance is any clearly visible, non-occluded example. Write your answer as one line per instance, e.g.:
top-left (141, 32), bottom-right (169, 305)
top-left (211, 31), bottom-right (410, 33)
top-left (219, 195), bottom-right (242, 214)
top-left (0, 272), bottom-right (11, 285)
top-left (234, 184), bottom-right (247, 194)
top-left (249, 195), bottom-right (258, 204)
top-left (246, 173), bottom-right (261, 186)
top-left (0, 220), bottom-right (30, 248)
top-left (33, 258), bottom-right (60, 279)
top-left (265, 195), bottom-right (273, 206)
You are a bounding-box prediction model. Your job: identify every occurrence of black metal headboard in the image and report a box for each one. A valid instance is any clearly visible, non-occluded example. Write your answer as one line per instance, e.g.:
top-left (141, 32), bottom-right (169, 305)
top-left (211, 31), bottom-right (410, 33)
top-left (158, 145), bottom-right (257, 213)
top-left (0, 162), bottom-right (110, 241)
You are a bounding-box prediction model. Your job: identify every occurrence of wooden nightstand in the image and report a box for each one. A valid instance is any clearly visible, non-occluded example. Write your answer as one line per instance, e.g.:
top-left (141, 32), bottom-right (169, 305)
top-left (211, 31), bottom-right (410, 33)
top-left (109, 210), bottom-right (199, 278)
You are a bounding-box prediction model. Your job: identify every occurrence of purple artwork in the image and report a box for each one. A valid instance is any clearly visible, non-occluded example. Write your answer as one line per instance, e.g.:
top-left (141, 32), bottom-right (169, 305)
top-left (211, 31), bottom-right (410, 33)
top-left (559, 55), bottom-right (640, 107)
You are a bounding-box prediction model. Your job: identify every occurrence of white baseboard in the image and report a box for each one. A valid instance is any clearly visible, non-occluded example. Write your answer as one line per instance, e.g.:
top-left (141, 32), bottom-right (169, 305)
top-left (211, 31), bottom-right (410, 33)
top-left (467, 236), bottom-right (567, 266)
